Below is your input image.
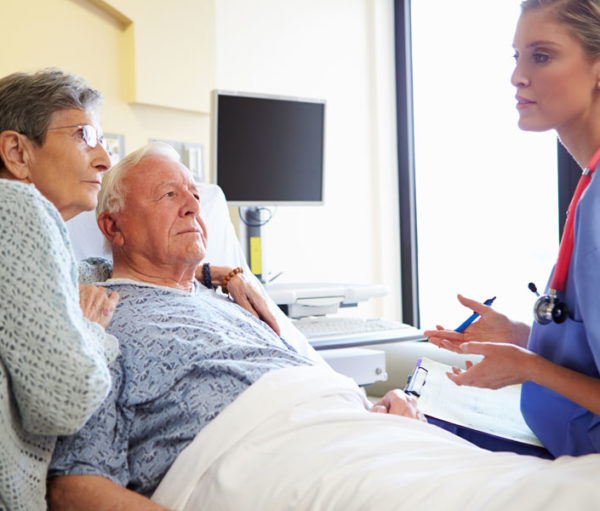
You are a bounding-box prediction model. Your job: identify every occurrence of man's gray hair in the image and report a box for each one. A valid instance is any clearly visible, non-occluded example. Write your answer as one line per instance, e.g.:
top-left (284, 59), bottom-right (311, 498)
top-left (0, 68), bottom-right (103, 170)
top-left (96, 142), bottom-right (182, 217)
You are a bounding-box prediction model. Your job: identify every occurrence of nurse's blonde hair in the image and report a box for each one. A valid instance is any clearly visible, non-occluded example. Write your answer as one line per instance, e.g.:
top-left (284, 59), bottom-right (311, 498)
top-left (520, 0), bottom-right (600, 61)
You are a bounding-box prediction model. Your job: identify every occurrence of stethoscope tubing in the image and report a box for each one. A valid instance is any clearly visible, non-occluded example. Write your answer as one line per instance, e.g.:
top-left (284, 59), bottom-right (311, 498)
top-left (533, 147), bottom-right (600, 325)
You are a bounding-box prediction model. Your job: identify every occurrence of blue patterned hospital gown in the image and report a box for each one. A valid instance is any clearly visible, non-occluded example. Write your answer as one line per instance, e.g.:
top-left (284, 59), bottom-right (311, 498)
top-left (49, 279), bottom-right (313, 497)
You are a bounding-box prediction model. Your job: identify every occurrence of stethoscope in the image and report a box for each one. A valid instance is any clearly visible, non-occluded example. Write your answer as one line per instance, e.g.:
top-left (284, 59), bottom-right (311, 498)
top-left (528, 147), bottom-right (600, 325)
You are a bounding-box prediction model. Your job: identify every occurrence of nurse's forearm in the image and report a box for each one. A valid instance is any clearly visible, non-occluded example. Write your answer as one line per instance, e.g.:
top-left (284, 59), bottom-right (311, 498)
top-left (528, 355), bottom-right (600, 416)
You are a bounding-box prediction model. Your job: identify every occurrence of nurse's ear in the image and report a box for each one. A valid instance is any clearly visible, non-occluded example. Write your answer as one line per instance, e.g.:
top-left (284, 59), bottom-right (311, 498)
top-left (592, 57), bottom-right (600, 90)
top-left (0, 130), bottom-right (35, 181)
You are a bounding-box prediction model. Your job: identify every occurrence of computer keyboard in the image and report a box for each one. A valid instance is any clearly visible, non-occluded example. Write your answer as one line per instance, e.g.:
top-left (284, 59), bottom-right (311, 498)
top-left (293, 316), bottom-right (425, 349)
top-left (293, 316), bottom-right (409, 338)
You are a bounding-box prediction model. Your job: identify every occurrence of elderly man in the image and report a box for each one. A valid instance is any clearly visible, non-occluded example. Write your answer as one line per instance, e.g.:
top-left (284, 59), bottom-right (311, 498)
top-left (48, 143), bottom-right (422, 509)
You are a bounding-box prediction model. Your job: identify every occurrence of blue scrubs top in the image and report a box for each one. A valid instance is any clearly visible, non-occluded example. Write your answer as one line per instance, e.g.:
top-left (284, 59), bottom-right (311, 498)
top-left (522, 168), bottom-right (600, 457)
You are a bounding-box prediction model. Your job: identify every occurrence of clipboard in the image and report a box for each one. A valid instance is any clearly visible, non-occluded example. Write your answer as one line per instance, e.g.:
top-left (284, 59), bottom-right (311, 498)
top-left (404, 357), bottom-right (552, 458)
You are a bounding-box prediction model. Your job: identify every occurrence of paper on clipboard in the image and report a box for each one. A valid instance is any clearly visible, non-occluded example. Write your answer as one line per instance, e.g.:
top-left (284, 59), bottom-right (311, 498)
top-left (408, 357), bottom-right (543, 447)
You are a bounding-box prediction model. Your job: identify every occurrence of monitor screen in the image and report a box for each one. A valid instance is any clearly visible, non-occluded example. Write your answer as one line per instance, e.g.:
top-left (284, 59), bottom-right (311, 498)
top-left (213, 91), bottom-right (325, 206)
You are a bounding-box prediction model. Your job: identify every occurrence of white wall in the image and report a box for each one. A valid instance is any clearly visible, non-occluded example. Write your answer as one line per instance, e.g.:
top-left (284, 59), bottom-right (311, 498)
top-left (215, 0), bottom-right (402, 320)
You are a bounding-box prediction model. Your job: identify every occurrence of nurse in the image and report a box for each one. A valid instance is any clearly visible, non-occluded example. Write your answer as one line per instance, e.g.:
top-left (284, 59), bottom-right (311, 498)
top-left (425, 0), bottom-right (600, 458)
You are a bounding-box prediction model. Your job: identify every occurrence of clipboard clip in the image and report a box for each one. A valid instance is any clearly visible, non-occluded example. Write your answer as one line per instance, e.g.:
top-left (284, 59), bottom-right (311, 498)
top-left (404, 364), bottom-right (428, 397)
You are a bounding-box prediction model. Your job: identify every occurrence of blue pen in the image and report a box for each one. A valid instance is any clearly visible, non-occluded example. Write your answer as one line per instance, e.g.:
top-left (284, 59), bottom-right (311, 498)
top-left (454, 296), bottom-right (496, 333)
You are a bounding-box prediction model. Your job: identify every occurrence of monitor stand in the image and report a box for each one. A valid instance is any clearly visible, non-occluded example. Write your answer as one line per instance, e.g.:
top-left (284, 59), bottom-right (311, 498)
top-left (242, 207), bottom-right (265, 283)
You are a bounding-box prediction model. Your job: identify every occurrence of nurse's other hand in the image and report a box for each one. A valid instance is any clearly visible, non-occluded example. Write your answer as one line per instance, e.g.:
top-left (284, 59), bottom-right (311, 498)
top-left (446, 342), bottom-right (534, 389)
top-left (79, 284), bottom-right (119, 329)
top-left (424, 294), bottom-right (530, 352)
top-left (371, 390), bottom-right (426, 422)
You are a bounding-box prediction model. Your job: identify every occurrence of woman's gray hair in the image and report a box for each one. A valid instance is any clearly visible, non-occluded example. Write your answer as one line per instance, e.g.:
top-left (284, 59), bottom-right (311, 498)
top-left (0, 68), bottom-right (103, 169)
top-left (96, 142), bottom-right (182, 217)
top-left (520, 0), bottom-right (600, 60)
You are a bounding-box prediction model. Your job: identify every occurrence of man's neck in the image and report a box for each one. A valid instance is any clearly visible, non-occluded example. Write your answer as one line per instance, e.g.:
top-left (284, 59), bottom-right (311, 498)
top-left (111, 256), bottom-right (197, 292)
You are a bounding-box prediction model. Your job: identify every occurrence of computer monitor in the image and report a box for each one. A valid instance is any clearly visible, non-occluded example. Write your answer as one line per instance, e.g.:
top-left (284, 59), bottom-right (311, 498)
top-left (212, 90), bottom-right (326, 280)
top-left (212, 90), bottom-right (325, 206)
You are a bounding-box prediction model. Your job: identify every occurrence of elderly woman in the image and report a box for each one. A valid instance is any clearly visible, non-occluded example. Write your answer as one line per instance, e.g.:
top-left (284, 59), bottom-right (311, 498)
top-left (0, 69), bottom-right (120, 510)
top-left (0, 69), bottom-right (278, 511)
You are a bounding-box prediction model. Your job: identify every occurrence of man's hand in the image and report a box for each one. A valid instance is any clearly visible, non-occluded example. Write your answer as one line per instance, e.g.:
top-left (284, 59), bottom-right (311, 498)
top-left (79, 284), bottom-right (119, 329)
top-left (199, 265), bottom-right (281, 335)
top-left (370, 389), bottom-right (426, 421)
top-left (226, 271), bottom-right (281, 335)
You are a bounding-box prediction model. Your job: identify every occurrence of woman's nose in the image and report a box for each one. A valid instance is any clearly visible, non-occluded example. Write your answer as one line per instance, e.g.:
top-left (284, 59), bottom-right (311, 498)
top-left (511, 64), bottom-right (529, 88)
top-left (92, 143), bottom-right (112, 173)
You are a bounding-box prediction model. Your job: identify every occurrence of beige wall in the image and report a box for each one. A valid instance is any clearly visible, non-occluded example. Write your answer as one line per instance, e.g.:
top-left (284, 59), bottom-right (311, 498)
top-left (215, 0), bottom-right (401, 319)
top-left (2, 0), bottom-right (213, 167)
top-left (3, 0), bottom-right (402, 320)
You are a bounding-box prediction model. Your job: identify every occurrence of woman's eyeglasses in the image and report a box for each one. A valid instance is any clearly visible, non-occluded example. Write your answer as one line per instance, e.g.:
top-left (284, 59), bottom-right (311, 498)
top-left (46, 124), bottom-right (107, 149)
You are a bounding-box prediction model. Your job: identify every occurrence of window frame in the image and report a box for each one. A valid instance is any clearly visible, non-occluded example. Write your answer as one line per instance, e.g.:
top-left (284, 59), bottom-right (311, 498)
top-left (394, 0), bottom-right (572, 327)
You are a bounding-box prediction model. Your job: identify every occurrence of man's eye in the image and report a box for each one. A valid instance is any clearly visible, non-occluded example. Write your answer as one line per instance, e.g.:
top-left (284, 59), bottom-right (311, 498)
top-left (164, 191), bottom-right (175, 198)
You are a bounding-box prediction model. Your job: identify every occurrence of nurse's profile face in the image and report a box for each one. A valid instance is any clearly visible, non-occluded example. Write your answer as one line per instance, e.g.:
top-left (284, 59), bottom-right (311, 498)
top-left (510, 8), bottom-right (600, 138)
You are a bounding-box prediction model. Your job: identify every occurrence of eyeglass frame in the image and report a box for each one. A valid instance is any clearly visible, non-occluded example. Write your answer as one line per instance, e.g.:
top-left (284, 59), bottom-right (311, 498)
top-left (45, 124), bottom-right (107, 150)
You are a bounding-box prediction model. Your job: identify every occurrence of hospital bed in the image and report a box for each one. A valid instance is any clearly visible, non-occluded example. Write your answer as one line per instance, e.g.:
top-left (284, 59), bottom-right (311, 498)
top-left (67, 183), bottom-right (600, 511)
top-left (68, 182), bottom-right (468, 381)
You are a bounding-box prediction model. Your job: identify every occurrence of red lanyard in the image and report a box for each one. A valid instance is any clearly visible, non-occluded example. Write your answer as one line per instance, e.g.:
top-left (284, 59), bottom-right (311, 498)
top-left (550, 147), bottom-right (600, 293)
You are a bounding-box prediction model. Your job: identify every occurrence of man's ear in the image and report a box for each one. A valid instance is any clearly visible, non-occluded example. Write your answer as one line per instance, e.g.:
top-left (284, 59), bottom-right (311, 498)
top-left (0, 131), bottom-right (34, 181)
top-left (97, 211), bottom-right (126, 247)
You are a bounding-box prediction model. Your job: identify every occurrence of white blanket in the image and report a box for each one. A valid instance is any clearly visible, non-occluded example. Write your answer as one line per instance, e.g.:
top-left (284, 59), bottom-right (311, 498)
top-left (152, 365), bottom-right (600, 511)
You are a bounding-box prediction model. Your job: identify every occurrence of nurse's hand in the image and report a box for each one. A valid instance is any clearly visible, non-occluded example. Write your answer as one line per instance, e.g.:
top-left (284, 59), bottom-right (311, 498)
top-left (79, 284), bottom-right (119, 329)
top-left (370, 389), bottom-right (426, 422)
top-left (446, 342), bottom-right (535, 389)
top-left (424, 294), bottom-right (530, 353)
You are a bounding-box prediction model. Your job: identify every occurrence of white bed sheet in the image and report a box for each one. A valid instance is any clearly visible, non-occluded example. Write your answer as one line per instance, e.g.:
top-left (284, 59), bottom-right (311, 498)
top-left (152, 365), bottom-right (600, 511)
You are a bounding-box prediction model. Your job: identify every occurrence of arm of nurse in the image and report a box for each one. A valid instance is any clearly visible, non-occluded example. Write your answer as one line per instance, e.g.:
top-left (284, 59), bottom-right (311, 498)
top-left (424, 294), bottom-right (531, 352)
top-left (449, 341), bottom-right (600, 416)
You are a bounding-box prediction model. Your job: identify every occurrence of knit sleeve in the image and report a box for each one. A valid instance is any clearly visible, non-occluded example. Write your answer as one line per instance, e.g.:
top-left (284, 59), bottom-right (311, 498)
top-left (0, 183), bottom-right (118, 435)
top-left (78, 257), bottom-right (113, 284)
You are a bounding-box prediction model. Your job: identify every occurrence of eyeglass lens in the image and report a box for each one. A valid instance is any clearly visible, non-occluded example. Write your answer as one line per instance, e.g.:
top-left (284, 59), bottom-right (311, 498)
top-left (81, 125), bottom-right (106, 149)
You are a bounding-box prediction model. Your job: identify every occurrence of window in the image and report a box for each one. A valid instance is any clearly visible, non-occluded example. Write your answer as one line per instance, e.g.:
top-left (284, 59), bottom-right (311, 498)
top-left (409, 0), bottom-right (558, 328)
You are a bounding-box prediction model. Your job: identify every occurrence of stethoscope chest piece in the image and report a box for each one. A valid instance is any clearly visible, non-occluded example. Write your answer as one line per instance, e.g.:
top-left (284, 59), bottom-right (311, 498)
top-left (530, 284), bottom-right (569, 325)
top-left (533, 295), bottom-right (568, 324)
